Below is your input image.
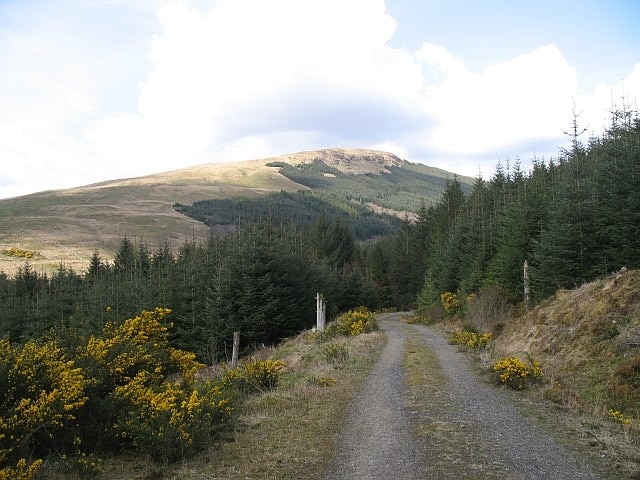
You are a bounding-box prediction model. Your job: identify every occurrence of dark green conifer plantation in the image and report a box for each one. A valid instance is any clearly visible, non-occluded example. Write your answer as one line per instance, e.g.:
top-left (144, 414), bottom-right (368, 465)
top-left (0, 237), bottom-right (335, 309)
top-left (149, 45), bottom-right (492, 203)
top-left (0, 210), bottom-right (379, 361)
top-left (457, 176), bottom-right (493, 294)
top-left (396, 104), bottom-right (640, 311)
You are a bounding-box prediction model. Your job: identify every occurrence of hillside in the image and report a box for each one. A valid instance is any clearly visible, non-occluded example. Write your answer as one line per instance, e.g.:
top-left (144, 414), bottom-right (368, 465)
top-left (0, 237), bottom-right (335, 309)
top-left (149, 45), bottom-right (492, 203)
top-left (266, 155), bottom-right (456, 214)
top-left (495, 268), bottom-right (640, 418)
top-left (0, 148), bottom-right (469, 275)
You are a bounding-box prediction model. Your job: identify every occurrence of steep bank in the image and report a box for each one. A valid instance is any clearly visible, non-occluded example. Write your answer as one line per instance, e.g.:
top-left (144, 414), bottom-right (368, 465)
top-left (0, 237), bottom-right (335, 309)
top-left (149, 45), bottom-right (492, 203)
top-left (495, 268), bottom-right (640, 417)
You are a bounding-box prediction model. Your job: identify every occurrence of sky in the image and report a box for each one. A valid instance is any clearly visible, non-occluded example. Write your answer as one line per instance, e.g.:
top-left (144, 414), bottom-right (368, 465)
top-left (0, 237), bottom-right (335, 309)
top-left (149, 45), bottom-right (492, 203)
top-left (0, 0), bottom-right (639, 199)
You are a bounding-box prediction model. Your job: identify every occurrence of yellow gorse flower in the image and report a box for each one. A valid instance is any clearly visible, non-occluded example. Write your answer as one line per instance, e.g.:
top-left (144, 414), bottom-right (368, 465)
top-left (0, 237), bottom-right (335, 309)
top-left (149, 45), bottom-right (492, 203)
top-left (493, 356), bottom-right (543, 390)
top-left (1, 308), bottom-right (235, 467)
top-left (1, 247), bottom-right (38, 259)
top-left (81, 308), bottom-right (204, 384)
top-left (440, 291), bottom-right (461, 314)
top-left (0, 458), bottom-right (43, 480)
top-left (338, 307), bottom-right (377, 336)
top-left (112, 368), bottom-right (233, 452)
top-left (1, 339), bottom-right (87, 476)
top-left (449, 330), bottom-right (493, 349)
top-left (608, 409), bottom-right (632, 425)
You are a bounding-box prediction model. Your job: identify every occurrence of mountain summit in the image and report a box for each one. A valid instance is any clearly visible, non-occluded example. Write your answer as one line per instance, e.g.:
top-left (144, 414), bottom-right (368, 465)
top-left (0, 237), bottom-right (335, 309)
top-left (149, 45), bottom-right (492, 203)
top-left (263, 148), bottom-right (404, 175)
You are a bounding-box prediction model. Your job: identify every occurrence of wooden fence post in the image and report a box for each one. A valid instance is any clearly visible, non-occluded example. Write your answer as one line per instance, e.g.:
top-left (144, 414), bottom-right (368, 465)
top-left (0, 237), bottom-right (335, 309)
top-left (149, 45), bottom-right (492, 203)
top-left (316, 293), bottom-right (326, 331)
top-left (231, 331), bottom-right (240, 368)
top-left (523, 259), bottom-right (530, 309)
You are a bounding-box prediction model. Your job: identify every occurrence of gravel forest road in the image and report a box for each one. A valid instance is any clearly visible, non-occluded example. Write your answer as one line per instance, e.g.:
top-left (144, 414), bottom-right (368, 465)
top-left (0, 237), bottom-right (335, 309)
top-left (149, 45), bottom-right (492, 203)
top-left (325, 313), bottom-right (602, 480)
top-left (324, 313), bottom-right (425, 480)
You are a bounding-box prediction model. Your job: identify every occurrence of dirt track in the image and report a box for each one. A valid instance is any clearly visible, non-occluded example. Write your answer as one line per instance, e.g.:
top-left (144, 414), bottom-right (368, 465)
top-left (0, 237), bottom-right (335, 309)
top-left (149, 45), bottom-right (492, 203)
top-left (324, 313), bottom-right (425, 480)
top-left (325, 313), bottom-right (603, 480)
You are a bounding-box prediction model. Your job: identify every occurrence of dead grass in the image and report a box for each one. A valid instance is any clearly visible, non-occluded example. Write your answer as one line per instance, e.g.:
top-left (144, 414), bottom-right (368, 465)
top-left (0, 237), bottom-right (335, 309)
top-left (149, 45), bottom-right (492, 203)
top-left (180, 331), bottom-right (384, 480)
top-left (514, 383), bottom-right (640, 479)
top-left (494, 269), bottom-right (640, 417)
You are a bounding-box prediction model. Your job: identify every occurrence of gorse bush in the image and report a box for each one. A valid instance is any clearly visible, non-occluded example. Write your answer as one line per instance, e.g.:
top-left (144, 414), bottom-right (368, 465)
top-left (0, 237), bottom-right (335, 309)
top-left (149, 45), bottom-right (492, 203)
top-left (0, 458), bottom-right (43, 480)
top-left (1, 247), bottom-right (38, 259)
top-left (0, 338), bottom-right (87, 479)
top-left (493, 356), bottom-right (543, 390)
top-left (440, 292), bottom-right (460, 315)
top-left (607, 409), bottom-right (632, 425)
top-left (113, 375), bottom-right (233, 463)
top-left (221, 359), bottom-right (285, 394)
top-left (449, 330), bottom-right (493, 349)
top-left (78, 308), bottom-right (234, 462)
top-left (81, 307), bottom-right (190, 386)
top-left (319, 306), bottom-right (378, 339)
top-left (1, 308), bottom-right (237, 473)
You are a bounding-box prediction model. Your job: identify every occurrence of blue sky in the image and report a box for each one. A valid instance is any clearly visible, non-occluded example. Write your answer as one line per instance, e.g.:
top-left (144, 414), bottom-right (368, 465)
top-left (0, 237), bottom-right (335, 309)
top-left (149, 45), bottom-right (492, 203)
top-left (387, 0), bottom-right (639, 90)
top-left (0, 0), bottom-right (639, 199)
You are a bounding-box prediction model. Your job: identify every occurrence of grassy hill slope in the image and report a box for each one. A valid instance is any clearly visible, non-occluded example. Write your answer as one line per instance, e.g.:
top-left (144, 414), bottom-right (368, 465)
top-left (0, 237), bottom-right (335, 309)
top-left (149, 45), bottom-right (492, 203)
top-left (0, 159), bottom-right (301, 275)
top-left (484, 269), bottom-right (640, 477)
top-left (0, 148), bottom-right (469, 275)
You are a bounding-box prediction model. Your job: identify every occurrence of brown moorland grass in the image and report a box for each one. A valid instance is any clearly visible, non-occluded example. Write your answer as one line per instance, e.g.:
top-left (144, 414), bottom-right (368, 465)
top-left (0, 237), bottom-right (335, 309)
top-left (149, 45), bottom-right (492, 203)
top-left (178, 330), bottom-right (385, 480)
top-left (0, 159), bottom-right (303, 276)
top-left (493, 269), bottom-right (640, 419)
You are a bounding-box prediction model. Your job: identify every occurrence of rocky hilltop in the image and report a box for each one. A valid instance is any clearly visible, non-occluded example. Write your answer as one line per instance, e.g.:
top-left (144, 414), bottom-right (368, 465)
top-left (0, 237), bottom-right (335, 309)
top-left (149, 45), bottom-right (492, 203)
top-left (263, 148), bottom-right (404, 175)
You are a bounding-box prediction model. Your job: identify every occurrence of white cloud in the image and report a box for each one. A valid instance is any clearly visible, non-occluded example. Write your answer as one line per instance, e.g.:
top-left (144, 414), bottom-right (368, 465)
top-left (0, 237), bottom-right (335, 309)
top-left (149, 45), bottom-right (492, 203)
top-left (1, 0), bottom-right (639, 198)
top-left (87, 0), bottom-right (425, 173)
top-left (411, 44), bottom-right (639, 176)
top-left (577, 62), bottom-right (640, 135)
top-left (0, 1), bottom-right (156, 196)
top-left (417, 44), bottom-right (577, 157)
top-left (88, 1), bottom-right (636, 183)
top-left (416, 43), bottom-right (466, 78)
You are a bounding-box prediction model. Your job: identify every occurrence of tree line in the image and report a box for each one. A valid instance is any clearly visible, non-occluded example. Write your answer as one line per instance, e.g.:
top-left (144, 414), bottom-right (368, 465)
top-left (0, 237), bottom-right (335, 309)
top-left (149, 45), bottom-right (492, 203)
top-left (174, 189), bottom-right (402, 240)
top-left (380, 106), bottom-right (640, 309)
top-left (0, 216), bottom-right (388, 362)
top-left (1, 106), bottom-right (637, 359)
